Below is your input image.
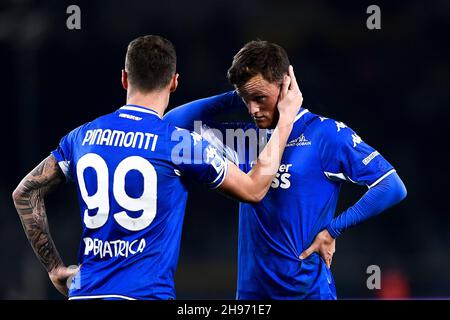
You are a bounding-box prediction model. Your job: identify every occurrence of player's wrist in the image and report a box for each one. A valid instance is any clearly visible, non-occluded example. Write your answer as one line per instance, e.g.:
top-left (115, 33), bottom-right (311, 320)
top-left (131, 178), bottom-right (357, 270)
top-left (47, 262), bottom-right (66, 276)
top-left (276, 114), bottom-right (295, 129)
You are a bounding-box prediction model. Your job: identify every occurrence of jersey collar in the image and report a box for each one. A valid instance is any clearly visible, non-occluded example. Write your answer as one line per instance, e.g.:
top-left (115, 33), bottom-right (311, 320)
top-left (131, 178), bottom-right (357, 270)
top-left (119, 104), bottom-right (162, 119)
top-left (264, 108), bottom-right (309, 135)
top-left (294, 108), bottom-right (309, 123)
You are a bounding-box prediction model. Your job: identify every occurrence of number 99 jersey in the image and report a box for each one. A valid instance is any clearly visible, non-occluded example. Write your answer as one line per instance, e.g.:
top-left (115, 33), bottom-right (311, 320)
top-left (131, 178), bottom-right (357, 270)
top-left (51, 105), bottom-right (228, 300)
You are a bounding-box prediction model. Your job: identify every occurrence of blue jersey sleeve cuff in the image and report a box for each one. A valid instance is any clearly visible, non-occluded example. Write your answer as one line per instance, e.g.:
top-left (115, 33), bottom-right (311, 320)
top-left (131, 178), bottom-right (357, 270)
top-left (51, 149), bottom-right (64, 163)
top-left (51, 150), bottom-right (72, 181)
top-left (209, 159), bottom-right (228, 189)
top-left (326, 223), bottom-right (340, 239)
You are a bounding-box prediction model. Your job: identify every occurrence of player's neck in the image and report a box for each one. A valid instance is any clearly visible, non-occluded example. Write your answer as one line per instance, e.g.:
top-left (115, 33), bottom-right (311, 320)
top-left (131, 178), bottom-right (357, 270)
top-left (126, 90), bottom-right (169, 117)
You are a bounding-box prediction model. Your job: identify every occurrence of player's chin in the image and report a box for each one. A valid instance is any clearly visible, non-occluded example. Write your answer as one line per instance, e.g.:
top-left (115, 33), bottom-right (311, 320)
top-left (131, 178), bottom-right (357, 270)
top-left (254, 118), bottom-right (273, 129)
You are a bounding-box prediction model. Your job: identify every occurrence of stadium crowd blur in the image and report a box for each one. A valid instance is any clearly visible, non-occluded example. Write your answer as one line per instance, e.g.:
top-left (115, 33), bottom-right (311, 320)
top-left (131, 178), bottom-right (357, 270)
top-left (0, 0), bottom-right (448, 299)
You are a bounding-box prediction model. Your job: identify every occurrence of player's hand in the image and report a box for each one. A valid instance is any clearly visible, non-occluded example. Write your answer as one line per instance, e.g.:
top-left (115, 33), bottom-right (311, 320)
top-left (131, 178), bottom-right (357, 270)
top-left (299, 229), bottom-right (335, 268)
top-left (48, 265), bottom-right (80, 297)
top-left (276, 65), bottom-right (303, 127)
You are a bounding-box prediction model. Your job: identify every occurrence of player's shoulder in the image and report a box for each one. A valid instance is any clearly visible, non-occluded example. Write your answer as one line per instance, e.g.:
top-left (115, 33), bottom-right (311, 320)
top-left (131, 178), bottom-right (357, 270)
top-left (306, 111), bottom-right (357, 144)
top-left (163, 120), bottom-right (202, 146)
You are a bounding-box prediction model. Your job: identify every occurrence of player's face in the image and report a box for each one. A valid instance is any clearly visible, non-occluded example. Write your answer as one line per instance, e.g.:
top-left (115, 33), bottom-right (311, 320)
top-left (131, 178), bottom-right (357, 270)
top-left (236, 74), bottom-right (281, 129)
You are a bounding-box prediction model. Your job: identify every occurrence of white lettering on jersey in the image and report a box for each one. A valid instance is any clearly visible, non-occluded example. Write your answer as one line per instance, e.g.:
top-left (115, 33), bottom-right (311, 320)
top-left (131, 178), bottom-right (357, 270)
top-left (363, 151), bottom-right (380, 165)
top-left (271, 163), bottom-right (293, 189)
top-left (287, 134), bottom-right (311, 147)
top-left (119, 113), bottom-right (142, 121)
top-left (83, 237), bottom-right (146, 259)
top-left (82, 129), bottom-right (158, 151)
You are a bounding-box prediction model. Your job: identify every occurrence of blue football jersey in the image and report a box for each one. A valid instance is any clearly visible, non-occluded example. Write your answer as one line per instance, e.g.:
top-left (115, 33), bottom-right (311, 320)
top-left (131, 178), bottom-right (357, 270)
top-left (51, 105), bottom-right (228, 300)
top-left (233, 109), bottom-right (394, 299)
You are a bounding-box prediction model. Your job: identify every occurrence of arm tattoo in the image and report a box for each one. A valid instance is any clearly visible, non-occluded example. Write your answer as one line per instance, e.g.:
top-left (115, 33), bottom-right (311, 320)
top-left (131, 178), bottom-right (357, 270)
top-left (12, 155), bottom-right (66, 273)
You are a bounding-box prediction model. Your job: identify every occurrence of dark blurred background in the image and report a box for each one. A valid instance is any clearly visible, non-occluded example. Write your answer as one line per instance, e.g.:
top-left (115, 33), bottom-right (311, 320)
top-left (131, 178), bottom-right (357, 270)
top-left (1, 0), bottom-right (449, 299)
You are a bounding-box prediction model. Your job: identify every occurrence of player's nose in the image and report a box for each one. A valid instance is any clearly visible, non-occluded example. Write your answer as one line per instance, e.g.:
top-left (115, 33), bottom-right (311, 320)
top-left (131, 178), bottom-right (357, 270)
top-left (247, 102), bottom-right (260, 115)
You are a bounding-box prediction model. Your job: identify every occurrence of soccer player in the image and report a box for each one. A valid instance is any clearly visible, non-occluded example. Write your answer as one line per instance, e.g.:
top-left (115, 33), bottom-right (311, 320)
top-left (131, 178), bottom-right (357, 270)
top-left (164, 40), bottom-right (407, 299)
top-left (12, 36), bottom-right (303, 300)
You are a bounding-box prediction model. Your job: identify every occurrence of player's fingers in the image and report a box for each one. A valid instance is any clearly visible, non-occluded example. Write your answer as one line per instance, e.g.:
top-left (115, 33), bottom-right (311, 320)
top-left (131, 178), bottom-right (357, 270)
top-left (68, 267), bottom-right (80, 277)
top-left (57, 266), bottom-right (79, 282)
top-left (299, 245), bottom-right (316, 260)
top-left (287, 65), bottom-right (300, 92)
top-left (280, 74), bottom-right (291, 98)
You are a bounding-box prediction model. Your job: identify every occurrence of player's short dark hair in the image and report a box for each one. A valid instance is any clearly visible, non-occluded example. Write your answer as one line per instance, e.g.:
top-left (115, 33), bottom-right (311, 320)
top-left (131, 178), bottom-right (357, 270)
top-left (125, 35), bottom-right (176, 92)
top-left (227, 40), bottom-right (290, 88)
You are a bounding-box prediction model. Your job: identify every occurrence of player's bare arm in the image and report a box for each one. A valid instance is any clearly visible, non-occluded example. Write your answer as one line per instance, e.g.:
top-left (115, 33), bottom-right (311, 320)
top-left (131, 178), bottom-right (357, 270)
top-left (219, 66), bottom-right (303, 203)
top-left (12, 155), bottom-right (78, 296)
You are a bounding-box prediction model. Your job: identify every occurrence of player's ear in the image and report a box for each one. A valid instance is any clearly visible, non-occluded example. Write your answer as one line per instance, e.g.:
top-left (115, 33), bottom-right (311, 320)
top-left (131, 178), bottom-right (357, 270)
top-left (121, 69), bottom-right (128, 90)
top-left (169, 73), bottom-right (179, 93)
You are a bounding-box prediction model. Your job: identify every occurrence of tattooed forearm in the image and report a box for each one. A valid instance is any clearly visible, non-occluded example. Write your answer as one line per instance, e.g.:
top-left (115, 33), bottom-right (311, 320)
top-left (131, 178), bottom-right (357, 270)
top-left (12, 155), bottom-right (65, 273)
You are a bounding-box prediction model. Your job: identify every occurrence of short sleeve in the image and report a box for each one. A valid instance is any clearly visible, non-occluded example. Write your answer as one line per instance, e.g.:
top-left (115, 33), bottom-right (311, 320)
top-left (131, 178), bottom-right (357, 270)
top-left (170, 127), bottom-right (228, 189)
top-left (51, 125), bottom-right (85, 181)
top-left (318, 119), bottom-right (395, 188)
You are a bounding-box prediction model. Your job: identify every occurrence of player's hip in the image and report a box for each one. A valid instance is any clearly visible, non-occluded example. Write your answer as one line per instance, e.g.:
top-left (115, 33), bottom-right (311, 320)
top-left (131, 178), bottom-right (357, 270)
top-left (236, 253), bottom-right (337, 300)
